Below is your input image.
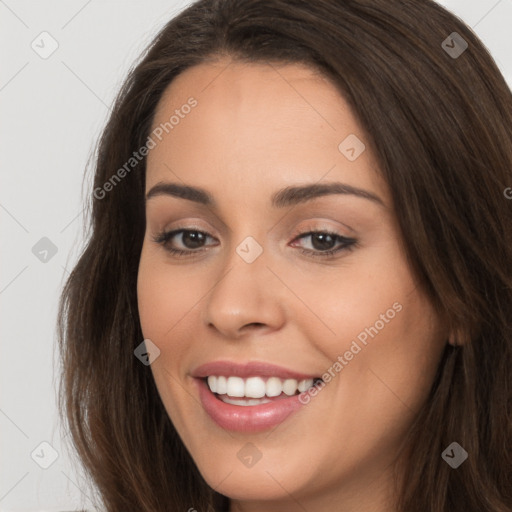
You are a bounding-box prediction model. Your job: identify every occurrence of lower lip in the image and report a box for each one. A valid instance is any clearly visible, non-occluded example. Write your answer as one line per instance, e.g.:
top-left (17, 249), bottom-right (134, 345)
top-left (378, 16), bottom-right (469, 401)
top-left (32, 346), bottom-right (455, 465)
top-left (195, 378), bottom-right (306, 432)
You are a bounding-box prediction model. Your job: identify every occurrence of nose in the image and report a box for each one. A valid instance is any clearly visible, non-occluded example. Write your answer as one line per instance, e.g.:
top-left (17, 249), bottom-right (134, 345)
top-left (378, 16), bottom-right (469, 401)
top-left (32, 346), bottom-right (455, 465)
top-left (201, 244), bottom-right (287, 339)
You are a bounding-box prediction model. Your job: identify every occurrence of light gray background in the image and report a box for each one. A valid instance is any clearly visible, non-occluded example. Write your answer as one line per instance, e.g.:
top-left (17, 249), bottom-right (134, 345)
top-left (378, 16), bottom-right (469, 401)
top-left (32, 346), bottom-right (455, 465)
top-left (1, 1), bottom-right (511, 510)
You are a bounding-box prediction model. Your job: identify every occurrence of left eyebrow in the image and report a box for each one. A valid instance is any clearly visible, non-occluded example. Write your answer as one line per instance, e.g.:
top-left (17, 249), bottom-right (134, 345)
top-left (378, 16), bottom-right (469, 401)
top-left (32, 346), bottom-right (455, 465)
top-left (145, 181), bottom-right (385, 208)
top-left (271, 182), bottom-right (385, 208)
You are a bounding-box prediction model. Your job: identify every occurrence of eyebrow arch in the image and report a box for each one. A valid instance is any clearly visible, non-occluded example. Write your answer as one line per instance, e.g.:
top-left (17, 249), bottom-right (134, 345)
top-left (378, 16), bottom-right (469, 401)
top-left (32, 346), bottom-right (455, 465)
top-left (272, 182), bottom-right (384, 208)
top-left (145, 181), bottom-right (385, 208)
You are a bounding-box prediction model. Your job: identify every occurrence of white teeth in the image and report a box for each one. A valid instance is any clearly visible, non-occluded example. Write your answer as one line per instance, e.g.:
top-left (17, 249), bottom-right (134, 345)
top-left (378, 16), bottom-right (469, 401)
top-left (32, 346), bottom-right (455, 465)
top-left (206, 375), bottom-right (315, 398)
top-left (265, 377), bottom-right (283, 397)
top-left (282, 379), bottom-right (298, 396)
top-left (298, 379), bottom-right (313, 392)
top-left (216, 376), bottom-right (227, 394)
top-left (244, 377), bottom-right (266, 398)
top-left (207, 375), bottom-right (217, 393)
top-left (221, 397), bottom-right (273, 406)
top-left (226, 376), bottom-right (245, 397)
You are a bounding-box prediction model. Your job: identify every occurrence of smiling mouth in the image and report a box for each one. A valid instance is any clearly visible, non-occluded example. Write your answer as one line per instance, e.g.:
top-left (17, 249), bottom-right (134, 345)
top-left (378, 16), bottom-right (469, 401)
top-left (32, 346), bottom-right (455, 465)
top-left (204, 375), bottom-right (323, 406)
top-left (195, 373), bottom-right (324, 432)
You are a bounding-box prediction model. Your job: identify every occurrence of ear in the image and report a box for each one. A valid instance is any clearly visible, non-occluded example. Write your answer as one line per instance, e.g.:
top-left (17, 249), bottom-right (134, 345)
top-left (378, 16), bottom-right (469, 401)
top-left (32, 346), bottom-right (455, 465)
top-left (448, 325), bottom-right (468, 347)
top-left (448, 331), bottom-right (459, 346)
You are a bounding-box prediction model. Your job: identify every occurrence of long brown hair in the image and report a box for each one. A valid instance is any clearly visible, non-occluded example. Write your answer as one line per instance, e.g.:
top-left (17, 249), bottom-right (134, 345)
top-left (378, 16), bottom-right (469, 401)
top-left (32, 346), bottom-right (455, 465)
top-left (57, 1), bottom-right (512, 510)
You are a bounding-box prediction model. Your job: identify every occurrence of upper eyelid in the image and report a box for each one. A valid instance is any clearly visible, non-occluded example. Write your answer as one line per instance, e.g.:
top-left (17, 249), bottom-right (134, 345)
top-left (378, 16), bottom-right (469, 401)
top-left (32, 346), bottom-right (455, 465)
top-left (161, 227), bottom-right (353, 246)
top-left (155, 216), bottom-right (356, 236)
top-left (146, 205), bottom-right (358, 237)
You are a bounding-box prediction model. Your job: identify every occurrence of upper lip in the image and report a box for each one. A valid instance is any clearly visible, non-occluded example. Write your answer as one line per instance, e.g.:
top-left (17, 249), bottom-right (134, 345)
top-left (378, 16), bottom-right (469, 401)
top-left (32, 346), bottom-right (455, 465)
top-left (191, 360), bottom-right (320, 380)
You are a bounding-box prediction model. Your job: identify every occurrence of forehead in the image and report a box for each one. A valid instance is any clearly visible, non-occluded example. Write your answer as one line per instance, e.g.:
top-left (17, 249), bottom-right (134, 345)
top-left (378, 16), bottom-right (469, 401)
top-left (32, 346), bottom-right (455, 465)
top-left (151, 58), bottom-right (356, 140)
top-left (146, 58), bottom-right (388, 206)
top-left (154, 58), bottom-right (338, 116)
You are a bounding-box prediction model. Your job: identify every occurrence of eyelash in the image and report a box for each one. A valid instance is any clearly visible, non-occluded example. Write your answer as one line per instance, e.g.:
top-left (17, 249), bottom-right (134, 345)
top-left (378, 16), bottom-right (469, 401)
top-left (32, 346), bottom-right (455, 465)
top-left (151, 227), bottom-right (357, 259)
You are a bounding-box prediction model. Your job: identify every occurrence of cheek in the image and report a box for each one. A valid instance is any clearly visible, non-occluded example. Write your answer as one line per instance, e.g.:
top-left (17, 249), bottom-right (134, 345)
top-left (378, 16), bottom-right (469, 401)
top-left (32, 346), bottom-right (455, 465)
top-left (275, 249), bottom-right (408, 363)
top-left (321, 278), bottom-right (445, 426)
top-left (295, 246), bottom-right (445, 408)
top-left (137, 263), bottom-right (168, 341)
top-left (136, 251), bottom-right (200, 428)
top-left (137, 248), bottom-right (201, 344)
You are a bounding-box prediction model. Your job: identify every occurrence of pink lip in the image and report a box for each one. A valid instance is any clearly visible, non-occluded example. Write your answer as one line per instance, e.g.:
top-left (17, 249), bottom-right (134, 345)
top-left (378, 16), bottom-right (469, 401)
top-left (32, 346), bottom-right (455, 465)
top-left (191, 360), bottom-right (319, 380)
top-left (194, 378), bottom-right (306, 432)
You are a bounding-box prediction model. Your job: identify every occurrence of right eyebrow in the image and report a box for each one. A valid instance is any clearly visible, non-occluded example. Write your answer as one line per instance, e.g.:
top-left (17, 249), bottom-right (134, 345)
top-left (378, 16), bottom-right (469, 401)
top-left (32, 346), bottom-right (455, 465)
top-left (146, 182), bottom-right (212, 205)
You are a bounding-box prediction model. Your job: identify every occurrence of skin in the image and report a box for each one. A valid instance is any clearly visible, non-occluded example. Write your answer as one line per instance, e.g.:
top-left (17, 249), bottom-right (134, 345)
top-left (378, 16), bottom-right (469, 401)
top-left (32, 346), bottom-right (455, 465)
top-left (137, 57), bottom-right (449, 512)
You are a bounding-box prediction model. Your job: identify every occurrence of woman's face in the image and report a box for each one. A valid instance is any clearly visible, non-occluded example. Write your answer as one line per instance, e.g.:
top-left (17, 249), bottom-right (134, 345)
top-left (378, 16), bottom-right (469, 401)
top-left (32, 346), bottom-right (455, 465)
top-left (137, 57), bottom-right (448, 510)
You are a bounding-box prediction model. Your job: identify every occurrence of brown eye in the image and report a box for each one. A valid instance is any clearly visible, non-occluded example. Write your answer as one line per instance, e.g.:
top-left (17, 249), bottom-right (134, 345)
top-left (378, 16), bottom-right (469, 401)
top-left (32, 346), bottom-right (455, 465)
top-left (152, 229), bottom-right (216, 257)
top-left (309, 232), bottom-right (336, 251)
top-left (291, 230), bottom-right (357, 258)
top-left (174, 230), bottom-right (208, 249)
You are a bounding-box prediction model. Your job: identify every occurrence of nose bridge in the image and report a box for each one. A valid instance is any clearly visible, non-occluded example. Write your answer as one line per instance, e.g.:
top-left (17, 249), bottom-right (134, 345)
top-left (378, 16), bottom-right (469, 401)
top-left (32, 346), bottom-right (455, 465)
top-left (201, 233), bottom-right (286, 336)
